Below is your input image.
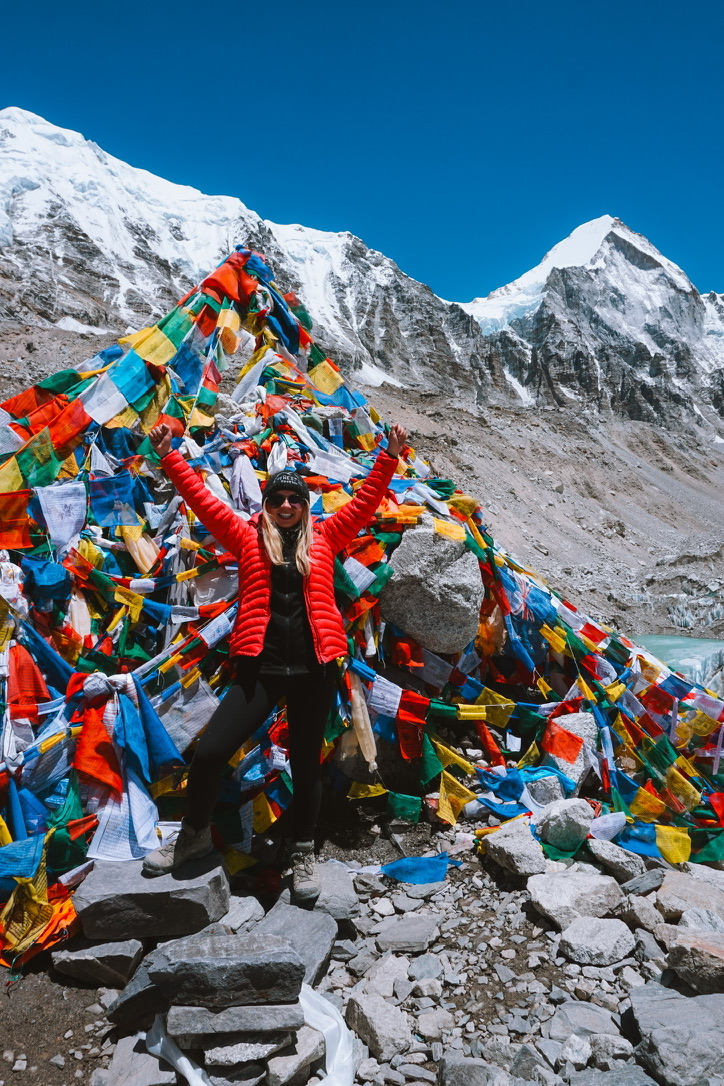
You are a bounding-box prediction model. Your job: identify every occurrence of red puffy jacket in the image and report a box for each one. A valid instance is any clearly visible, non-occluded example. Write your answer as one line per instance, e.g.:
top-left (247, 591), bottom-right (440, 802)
top-left (161, 448), bottom-right (398, 663)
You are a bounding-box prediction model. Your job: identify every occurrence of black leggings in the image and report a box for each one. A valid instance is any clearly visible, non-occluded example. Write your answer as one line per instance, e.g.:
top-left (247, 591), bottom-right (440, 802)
top-left (185, 669), bottom-right (337, 842)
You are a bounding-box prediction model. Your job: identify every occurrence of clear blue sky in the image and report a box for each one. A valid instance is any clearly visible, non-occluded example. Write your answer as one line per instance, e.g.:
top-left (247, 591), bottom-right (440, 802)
top-left (2, 0), bottom-right (722, 300)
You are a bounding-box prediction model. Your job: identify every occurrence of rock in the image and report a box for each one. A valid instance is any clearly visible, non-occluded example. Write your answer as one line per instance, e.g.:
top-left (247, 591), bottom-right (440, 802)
top-left (485, 818), bottom-right (546, 877)
top-left (437, 1053), bottom-right (490, 1085)
top-left (256, 901), bottom-right (337, 985)
top-left (618, 894), bottom-right (662, 933)
top-left (220, 895), bottom-right (264, 933)
top-left (547, 1001), bottom-right (620, 1042)
top-left (404, 882), bottom-right (445, 899)
top-left (574, 1070), bottom-right (657, 1086)
top-left (413, 978), bottom-right (443, 998)
top-left (147, 934), bottom-right (304, 1007)
top-left (346, 993), bottom-right (413, 1062)
top-left (630, 982), bottom-right (724, 1086)
top-left (205, 1033), bottom-right (292, 1065)
top-left (634, 928), bottom-right (667, 968)
top-left (621, 868), bottom-right (665, 897)
top-left (266, 1026), bottom-right (326, 1086)
top-left (379, 522), bottom-right (485, 655)
top-left (52, 937), bottom-right (144, 987)
top-left (527, 871), bottom-right (624, 930)
top-left (667, 931), bottom-right (724, 993)
top-left (586, 839), bottom-right (646, 882)
top-left (416, 1008), bottom-right (454, 1040)
top-left (526, 773), bottom-right (566, 807)
top-left (106, 957), bottom-right (170, 1027)
top-left (588, 1033), bottom-right (635, 1070)
top-left (409, 954), bottom-right (443, 981)
top-left (376, 915), bottom-right (440, 954)
top-left (205, 1066), bottom-right (265, 1086)
top-left (279, 861), bottom-right (359, 921)
top-left (102, 1033), bottom-right (176, 1086)
top-left (536, 800), bottom-right (593, 853)
top-left (73, 855), bottom-right (230, 940)
top-left (364, 952), bottom-right (410, 998)
top-left (510, 1044), bottom-right (545, 1080)
top-left (166, 1003), bottom-right (305, 1037)
top-left (539, 712), bottom-right (597, 795)
top-left (679, 907), bottom-right (724, 933)
top-left (655, 871), bottom-right (724, 922)
top-left (357, 1057), bottom-right (380, 1082)
top-left (559, 917), bottom-right (636, 966)
top-left (556, 1034), bottom-right (591, 1070)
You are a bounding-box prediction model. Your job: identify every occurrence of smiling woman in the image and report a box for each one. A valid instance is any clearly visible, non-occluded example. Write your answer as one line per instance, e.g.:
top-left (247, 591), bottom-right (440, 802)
top-left (143, 420), bottom-right (407, 900)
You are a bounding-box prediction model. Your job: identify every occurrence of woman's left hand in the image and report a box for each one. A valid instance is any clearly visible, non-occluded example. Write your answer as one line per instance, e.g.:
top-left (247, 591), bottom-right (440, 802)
top-left (386, 423), bottom-right (408, 459)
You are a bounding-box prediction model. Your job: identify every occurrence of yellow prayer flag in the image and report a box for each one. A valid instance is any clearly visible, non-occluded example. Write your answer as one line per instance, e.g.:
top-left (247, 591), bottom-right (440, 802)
top-left (430, 737), bottom-right (475, 775)
top-left (347, 782), bottom-right (388, 800)
top-left (655, 825), bottom-right (692, 864)
top-left (113, 587), bottom-right (145, 624)
top-left (0, 814), bottom-right (11, 847)
top-left (223, 848), bottom-right (257, 874)
top-left (537, 677), bottom-right (554, 698)
top-left (517, 741), bottom-right (540, 769)
top-left (433, 518), bottom-right (467, 542)
top-left (665, 765), bottom-right (701, 812)
top-left (437, 769), bottom-right (477, 825)
top-left (629, 788), bottom-right (667, 822)
top-left (309, 359), bottom-right (344, 395)
top-left (539, 624), bottom-right (568, 656)
top-left (605, 682), bottom-right (627, 702)
top-left (0, 457), bottom-right (22, 492)
top-left (323, 490), bottom-right (352, 513)
top-left (121, 326), bottom-right (177, 367)
top-left (252, 793), bottom-right (276, 833)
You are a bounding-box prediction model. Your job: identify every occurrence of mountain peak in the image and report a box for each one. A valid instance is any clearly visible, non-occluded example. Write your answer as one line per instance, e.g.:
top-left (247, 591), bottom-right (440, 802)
top-left (461, 215), bottom-right (693, 333)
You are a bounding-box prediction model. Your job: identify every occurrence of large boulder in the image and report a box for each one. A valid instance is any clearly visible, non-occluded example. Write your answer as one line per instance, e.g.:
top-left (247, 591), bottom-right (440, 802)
top-left (547, 1000), bottom-right (621, 1041)
top-left (52, 937), bottom-right (144, 987)
top-left (378, 520), bottom-right (484, 654)
top-left (586, 838), bottom-right (646, 882)
top-left (527, 870), bottom-right (624, 929)
top-left (630, 982), bottom-right (724, 1086)
top-left (166, 1002), bottom-right (305, 1038)
top-left (73, 855), bottom-right (229, 940)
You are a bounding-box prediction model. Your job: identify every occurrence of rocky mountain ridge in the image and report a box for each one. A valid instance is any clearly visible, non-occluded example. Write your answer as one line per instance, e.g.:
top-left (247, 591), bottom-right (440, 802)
top-left (1, 107), bottom-right (723, 425)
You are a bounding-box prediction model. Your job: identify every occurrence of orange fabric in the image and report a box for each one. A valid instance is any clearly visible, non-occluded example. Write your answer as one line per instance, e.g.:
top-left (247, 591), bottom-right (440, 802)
top-left (540, 718), bottom-right (584, 763)
top-left (475, 721), bottom-right (506, 767)
top-left (0, 491), bottom-right (32, 548)
top-left (48, 398), bottom-right (93, 451)
top-left (8, 643), bottom-right (51, 722)
top-left (0, 895), bottom-right (79, 968)
top-left (72, 706), bottom-right (122, 794)
top-left (0, 387), bottom-right (52, 419)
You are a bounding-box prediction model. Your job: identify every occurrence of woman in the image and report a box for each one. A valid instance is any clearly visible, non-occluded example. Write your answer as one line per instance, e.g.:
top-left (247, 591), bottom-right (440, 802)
top-left (142, 420), bottom-right (407, 900)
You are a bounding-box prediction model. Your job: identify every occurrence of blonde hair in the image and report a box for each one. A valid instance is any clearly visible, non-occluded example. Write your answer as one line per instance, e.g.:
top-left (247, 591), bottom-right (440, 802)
top-left (261, 505), bottom-right (314, 577)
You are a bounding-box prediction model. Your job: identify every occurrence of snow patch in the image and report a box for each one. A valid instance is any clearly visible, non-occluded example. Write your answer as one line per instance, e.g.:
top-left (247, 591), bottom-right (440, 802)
top-left (55, 316), bottom-right (112, 335)
top-left (355, 361), bottom-right (404, 388)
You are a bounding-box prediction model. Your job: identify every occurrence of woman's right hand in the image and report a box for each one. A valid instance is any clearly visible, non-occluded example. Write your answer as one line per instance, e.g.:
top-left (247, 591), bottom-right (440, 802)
top-left (149, 422), bottom-right (173, 458)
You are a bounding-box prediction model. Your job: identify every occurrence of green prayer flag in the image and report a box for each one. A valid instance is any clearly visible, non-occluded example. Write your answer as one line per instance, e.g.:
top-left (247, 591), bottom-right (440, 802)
top-left (16, 427), bottom-right (61, 487)
top-left (420, 733), bottom-right (443, 786)
top-left (387, 791), bottom-right (422, 823)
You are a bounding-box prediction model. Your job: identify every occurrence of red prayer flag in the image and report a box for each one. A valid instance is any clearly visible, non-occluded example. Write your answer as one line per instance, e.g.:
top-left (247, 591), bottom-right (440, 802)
top-left (540, 718), bottom-right (584, 763)
top-left (72, 705), bottom-right (122, 795)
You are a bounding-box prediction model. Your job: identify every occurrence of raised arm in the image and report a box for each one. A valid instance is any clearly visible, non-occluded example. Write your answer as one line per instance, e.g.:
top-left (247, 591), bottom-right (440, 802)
top-left (149, 424), bottom-right (250, 557)
top-left (322, 424), bottom-right (406, 553)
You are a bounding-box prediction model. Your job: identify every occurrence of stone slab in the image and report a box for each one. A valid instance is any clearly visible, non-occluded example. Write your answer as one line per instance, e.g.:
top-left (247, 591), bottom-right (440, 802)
top-left (278, 860), bottom-right (359, 921)
top-left (527, 871), bottom-right (624, 930)
top-left (375, 914), bottom-right (439, 954)
top-left (656, 870), bottom-right (724, 922)
top-left (345, 992), bottom-right (413, 1061)
top-left (167, 1002), bottom-right (305, 1037)
top-left (73, 854), bottom-right (230, 940)
top-left (255, 900), bottom-right (337, 986)
top-left (52, 937), bottom-right (144, 987)
top-left (266, 1026), bottom-right (326, 1086)
top-left (101, 1032), bottom-right (176, 1086)
top-left (205, 1032), bottom-right (292, 1065)
top-left (106, 954), bottom-right (170, 1028)
top-left (148, 934), bottom-right (304, 1007)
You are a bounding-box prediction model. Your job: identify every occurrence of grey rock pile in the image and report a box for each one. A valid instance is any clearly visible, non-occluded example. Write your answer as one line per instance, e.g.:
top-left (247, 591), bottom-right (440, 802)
top-left (48, 793), bottom-right (724, 1086)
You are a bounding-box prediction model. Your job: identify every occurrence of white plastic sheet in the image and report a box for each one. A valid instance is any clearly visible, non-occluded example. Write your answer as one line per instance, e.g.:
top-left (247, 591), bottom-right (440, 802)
top-left (146, 1015), bottom-right (214, 1086)
top-left (299, 983), bottom-right (355, 1086)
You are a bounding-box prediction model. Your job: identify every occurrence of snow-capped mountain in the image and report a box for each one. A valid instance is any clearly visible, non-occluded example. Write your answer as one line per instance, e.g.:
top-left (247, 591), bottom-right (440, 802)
top-left (1, 107), bottom-right (723, 423)
top-left (462, 215), bottom-right (724, 422)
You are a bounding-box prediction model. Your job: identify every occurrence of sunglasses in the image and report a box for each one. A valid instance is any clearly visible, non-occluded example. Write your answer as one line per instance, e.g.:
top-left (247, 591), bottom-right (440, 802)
top-left (265, 493), bottom-right (306, 509)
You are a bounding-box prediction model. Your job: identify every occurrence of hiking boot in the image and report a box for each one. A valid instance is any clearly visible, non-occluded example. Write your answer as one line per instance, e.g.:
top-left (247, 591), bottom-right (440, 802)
top-left (289, 840), bottom-right (321, 902)
top-left (142, 820), bottom-right (214, 877)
